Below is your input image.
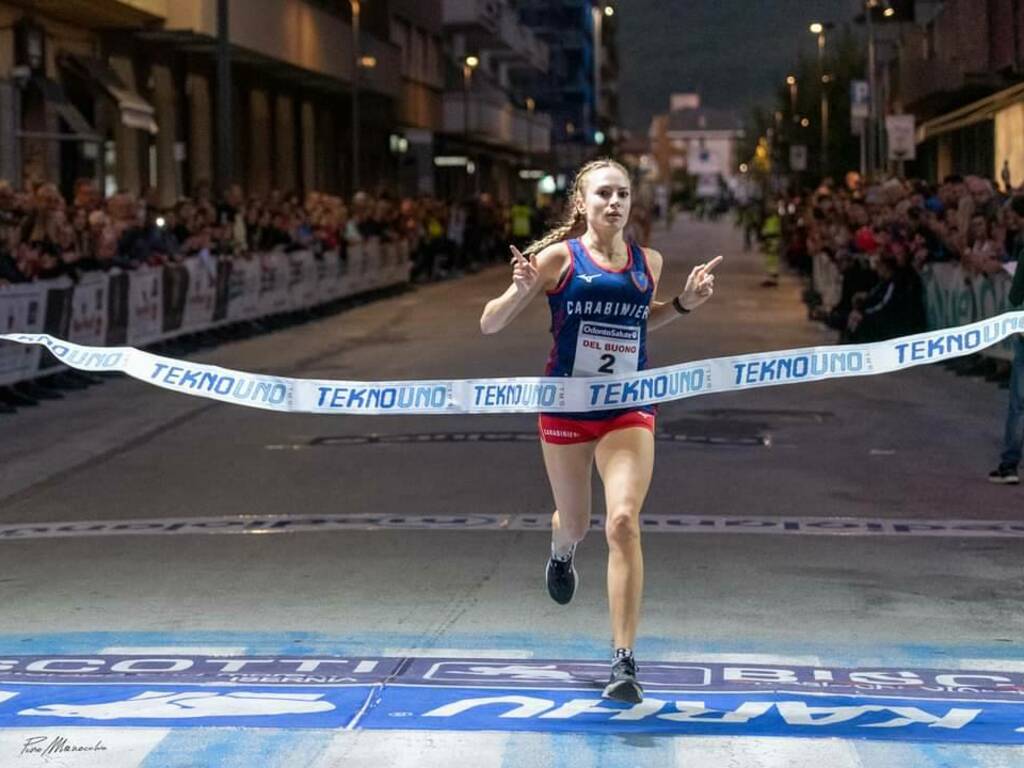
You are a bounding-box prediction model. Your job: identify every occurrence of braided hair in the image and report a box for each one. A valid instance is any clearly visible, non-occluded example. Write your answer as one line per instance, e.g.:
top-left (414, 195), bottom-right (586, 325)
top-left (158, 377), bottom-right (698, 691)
top-left (522, 158), bottom-right (630, 258)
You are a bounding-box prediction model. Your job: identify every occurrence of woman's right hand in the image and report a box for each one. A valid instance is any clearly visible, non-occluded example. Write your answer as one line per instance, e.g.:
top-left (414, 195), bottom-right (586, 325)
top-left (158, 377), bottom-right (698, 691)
top-left (510, 245), bottom-right (539, 295)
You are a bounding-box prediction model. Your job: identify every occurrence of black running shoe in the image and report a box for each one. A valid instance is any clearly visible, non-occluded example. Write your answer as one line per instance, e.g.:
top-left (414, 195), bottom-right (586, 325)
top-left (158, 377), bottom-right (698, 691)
top-left (603, 655), bottom-right (643, 703)
top-left (545, 548), bottom-right (578, 605)
top-left (988, 464), bottom-right (1020, 484)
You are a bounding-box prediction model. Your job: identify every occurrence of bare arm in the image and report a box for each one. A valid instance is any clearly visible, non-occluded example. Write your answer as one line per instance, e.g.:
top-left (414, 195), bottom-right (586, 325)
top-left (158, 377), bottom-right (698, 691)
top-left (480, 243), bottom-right (568, 334)
top-left (648, 252), bottom-right (722, 331)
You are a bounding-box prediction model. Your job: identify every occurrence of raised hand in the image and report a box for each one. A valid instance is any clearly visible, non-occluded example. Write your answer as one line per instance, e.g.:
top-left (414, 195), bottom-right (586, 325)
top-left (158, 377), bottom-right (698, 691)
top-left (510, 245), bottom-right (540, 296)
top-left (678, 255), bottom-right (723, 311)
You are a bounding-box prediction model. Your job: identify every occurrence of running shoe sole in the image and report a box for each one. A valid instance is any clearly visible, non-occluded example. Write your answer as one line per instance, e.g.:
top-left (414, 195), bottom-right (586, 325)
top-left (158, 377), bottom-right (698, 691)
top-left (603, 679), bottom-right (644, 704)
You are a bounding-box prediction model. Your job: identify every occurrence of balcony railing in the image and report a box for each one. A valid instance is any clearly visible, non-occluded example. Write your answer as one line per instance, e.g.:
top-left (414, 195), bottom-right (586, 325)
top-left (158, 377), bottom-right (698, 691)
top-left (443, 0), bottom-right (549, 72)
top-left (162, 0), bottom-right (400, 97)
top-left (443, 91), bottom-right (551, 153)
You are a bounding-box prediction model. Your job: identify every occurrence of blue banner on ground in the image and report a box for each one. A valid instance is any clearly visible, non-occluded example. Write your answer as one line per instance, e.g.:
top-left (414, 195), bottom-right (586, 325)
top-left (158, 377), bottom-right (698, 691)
top-left (2, 654), bottom-right (1024, 743)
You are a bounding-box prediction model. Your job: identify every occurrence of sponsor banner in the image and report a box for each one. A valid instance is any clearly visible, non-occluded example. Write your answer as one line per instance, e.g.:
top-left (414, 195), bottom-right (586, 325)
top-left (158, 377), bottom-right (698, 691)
top-left (2, 655), bottom-right (1024, 742)
top-left (161, 264), bottom-right (188, 334)
top-left (0, 243), bottom-right (405, 386)
top-left (289, 250), bottom-right (318, 310)
top-left (312, 252), bottom-right (335, 305)
top-left (4, 513), bottom-right (1024, 542)
top-left (105, 272), bottom-right (130, 346)
top-left (126, 268), bottom-right (163, 347)
top-left (37, 282), bottom-right (73, 372)
top-left (4, 655), bottom-right (1024, 700)
top-left (0, 284), bottom-right (45, 386)
top-left (361, 687), bottom-right (1024, 743)
top-left (0, 684), bottom-right (366, 729)
top-left (226, 256), bottom-right (261, 322)
top-left (4, 311), bottom-right (1024, 414)
top-left (212, 259), bottom-right (231, 323)
top-left (180, 256), bottom-right (218, 332)
top-left (68, 273), bottom-right (108, 347)
top-left (258, 252), bottom-right (290, 316)
top-left (346, 242), bottom-right (366, 293)
top-left (922, 263), bottom-right (1015, 361)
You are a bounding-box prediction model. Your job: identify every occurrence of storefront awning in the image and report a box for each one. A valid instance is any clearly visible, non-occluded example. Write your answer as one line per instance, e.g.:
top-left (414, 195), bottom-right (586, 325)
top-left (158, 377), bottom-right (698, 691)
top-left (917, 81), bottom-right (1024, 144)
top-left (59, 53), bottom-right (158, 134)
top-left (26, 75), bottom-right (101, 142)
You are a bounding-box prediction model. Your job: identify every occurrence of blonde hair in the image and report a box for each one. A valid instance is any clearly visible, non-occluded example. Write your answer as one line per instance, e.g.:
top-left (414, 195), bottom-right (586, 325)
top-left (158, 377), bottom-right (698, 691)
top-left (522, 158), bottom-right (630, 257)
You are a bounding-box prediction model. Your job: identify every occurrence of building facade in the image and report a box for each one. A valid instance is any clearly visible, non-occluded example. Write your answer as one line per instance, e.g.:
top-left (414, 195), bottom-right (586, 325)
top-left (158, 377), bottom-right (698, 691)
top-left (0, 0), bottom-right (458, 204)
top-left (439, 0), bottom-right (552, 203)
top-left (886, 0), bottom-right (1024, 182)
top-left (512, 0), bottom-right (598, 176)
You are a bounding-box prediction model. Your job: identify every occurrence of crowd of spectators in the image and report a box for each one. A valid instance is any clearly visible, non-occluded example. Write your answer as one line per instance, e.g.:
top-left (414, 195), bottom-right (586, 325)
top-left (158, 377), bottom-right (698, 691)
top-left (771, 174), bottom-right (1023, 347)
top-left (0, 178), bottom-right (542, 288)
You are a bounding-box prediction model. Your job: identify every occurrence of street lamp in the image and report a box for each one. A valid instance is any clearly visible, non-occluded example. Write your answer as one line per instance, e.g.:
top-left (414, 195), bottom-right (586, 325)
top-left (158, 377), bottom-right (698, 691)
top-left (809, 21), bottom-right (834, 177)
top-left (604, 5), bottom-right (614, 16)
top-left (463, 55), bottom-right (479, 192)
top-left (786, 74), bottom-right (798, 121)
top-left (350, 0), bottom-right (362, 193)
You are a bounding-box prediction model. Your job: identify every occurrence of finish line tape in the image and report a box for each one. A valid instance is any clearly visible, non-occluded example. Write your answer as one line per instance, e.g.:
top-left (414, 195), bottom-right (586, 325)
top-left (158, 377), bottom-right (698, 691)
top-left (3, 312), bottom-right (1022, 415)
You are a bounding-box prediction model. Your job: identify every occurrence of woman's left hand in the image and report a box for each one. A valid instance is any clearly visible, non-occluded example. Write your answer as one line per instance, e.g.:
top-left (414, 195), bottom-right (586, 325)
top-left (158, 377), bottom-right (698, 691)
top-left (678, 255), bottom-right (723, 310)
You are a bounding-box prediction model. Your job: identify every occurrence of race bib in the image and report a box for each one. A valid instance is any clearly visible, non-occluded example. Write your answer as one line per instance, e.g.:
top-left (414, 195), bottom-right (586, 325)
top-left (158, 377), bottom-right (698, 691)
top-left (573, 321), bottom-right (640, 376)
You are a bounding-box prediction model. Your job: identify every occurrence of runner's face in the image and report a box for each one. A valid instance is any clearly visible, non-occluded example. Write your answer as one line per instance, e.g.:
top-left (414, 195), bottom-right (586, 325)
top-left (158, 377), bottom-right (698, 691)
top-left (579, 167), bottom-right (631, 232)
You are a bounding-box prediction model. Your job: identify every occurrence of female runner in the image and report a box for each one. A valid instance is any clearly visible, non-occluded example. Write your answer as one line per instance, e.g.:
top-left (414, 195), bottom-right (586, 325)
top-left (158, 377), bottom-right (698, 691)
top-left (480, 159), bottom-right (721, 703)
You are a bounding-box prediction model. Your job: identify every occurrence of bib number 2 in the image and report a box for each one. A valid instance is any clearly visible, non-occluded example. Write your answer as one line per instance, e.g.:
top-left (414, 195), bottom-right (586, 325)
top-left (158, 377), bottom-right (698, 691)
top-left (573, 321), bottom-right (640, 377)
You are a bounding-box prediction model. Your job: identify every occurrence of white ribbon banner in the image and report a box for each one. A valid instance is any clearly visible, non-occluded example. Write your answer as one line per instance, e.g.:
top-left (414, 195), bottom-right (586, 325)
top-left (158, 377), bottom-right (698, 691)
top-left (3, 311), bottom-right (1023, 415)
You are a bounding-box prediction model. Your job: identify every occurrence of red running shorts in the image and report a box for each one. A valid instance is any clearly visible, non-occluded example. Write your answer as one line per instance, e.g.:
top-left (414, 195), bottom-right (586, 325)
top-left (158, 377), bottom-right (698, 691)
top-left (538, 410), bottom-right (656, 445)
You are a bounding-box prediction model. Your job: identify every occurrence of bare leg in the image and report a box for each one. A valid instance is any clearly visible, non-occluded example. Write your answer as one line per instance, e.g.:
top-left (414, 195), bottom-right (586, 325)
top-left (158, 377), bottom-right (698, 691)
top-left (540, 439), bottom-right (596, 556)
top-left (595, 427), bottom-right (654, 650)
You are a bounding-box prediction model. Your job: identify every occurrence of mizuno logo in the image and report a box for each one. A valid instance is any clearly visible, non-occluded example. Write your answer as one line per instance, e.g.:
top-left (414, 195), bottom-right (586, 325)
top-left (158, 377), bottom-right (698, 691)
top-left (576, 274), bottom-right (601, 283)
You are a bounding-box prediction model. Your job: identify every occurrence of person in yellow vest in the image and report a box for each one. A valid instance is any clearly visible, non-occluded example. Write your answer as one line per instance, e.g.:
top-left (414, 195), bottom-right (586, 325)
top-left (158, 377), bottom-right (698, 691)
top-left (511, 198), bottom-right (534, 250)
top-left (760, 201), bottom-right (781, 287)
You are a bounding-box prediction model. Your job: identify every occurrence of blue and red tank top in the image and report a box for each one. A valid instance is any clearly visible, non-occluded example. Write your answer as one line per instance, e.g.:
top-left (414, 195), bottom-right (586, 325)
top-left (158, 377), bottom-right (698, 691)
top-left (544, 237), bottom-right (655, 419)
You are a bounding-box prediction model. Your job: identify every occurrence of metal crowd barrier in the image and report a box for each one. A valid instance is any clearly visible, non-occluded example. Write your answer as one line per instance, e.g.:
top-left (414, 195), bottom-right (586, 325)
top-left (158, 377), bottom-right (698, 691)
top-left (0, 240), bottom-right (411, 387)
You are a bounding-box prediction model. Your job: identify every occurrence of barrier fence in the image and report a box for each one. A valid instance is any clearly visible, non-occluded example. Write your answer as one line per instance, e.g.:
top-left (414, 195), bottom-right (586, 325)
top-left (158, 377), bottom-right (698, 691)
top-left (0, 240), bottom-right (411, 387)
top-left (812, 254), bottom-right (1018, 361)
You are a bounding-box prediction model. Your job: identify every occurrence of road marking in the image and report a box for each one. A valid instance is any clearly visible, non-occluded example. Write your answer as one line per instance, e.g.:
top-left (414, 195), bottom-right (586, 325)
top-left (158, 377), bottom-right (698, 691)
top-left (4, 513), bottom-right (1024, 541)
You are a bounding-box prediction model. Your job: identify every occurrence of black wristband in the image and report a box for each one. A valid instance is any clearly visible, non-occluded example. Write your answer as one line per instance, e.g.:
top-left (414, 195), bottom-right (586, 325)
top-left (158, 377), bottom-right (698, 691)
top-left (672, 295), bottom-right (691, 315)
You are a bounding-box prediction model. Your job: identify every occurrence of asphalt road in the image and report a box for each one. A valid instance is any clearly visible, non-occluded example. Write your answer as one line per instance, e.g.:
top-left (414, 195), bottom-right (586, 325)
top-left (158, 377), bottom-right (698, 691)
top-left (1, 216), bottom-right (1022, 766)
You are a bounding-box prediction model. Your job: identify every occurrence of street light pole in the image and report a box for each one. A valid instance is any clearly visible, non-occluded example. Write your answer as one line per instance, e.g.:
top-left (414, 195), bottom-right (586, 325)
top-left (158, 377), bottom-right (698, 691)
top-left (351, 0), bottom-right (361, 193)
top-left (786, 75), bottom-right (798, 121)
top-left (463, 55), bottom-right (478, 195)
top-left (866, 2), bottom-right (878, 178)
top-left (810, 22), bottom-right (831, 179)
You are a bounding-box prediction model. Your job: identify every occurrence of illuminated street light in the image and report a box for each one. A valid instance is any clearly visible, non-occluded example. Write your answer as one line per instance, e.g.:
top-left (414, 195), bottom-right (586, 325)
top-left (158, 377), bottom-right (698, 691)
top-left (883, 6), bottom-right (895, 16)
top-left (801, 117), bottom-right (811, 128)
top-left (810, 21), bottom-right (835, 175)
top-left (465, 55), bottom-right (479, 69)
top-left (786, 75), bottom-right (796, 86)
